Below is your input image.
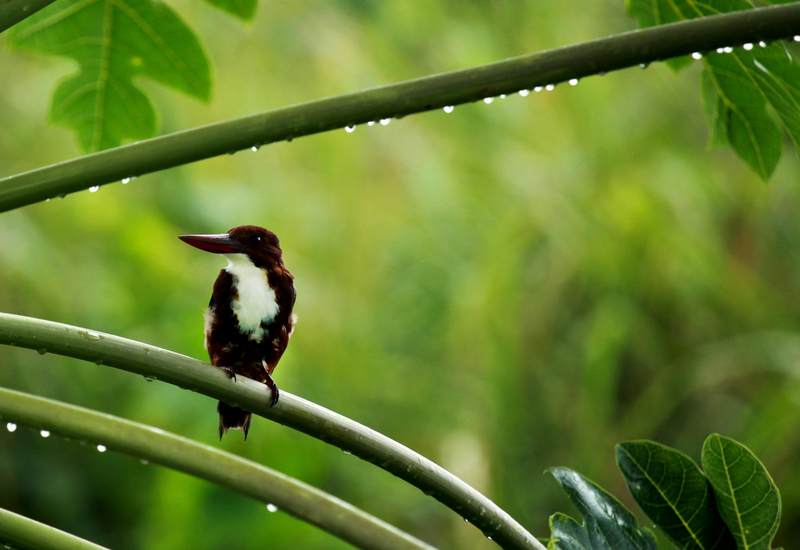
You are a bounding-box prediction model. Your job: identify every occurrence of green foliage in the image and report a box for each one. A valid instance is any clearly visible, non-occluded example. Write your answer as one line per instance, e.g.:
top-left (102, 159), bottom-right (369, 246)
top-left (206, 0), bottom-right (258, 20)
top-left (547, 467), bottom-right (657, 549)
top-left (702, 434), bottom-right (781, 550)
top-left (553, 437), bottom-right (782, 549)
top-left (627, 0), bottom-right (800, 179)
top-left (8, 0), bottom-right (210, 152)
top-left (616, 441), bottom-right (734, 549)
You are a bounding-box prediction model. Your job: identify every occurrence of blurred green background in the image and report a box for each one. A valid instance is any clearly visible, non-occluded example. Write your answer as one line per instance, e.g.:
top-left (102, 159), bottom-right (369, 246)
top-left (2, 1), bottom-right (800, 548)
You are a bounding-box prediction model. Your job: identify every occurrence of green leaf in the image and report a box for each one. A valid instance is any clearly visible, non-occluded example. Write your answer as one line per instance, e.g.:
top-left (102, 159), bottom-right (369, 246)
top-left (701, 434), bottom-right (781, 550)
top-left (548, 513), bottom-right (591, 550)
top-left (627, 0), bottom-right (800, 180)
top-left (206, 0), bottom-right (257, 20)
top-left (8, 0), bottom-right (211, 152)
top-left (548, 467), bottom-right (657, 550)
top-left (616, 441), bottom-right (735, 550)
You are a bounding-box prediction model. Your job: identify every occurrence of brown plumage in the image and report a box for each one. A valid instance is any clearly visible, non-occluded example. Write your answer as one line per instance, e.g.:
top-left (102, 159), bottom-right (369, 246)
top-left (179, 225), bottom-right (296, 439)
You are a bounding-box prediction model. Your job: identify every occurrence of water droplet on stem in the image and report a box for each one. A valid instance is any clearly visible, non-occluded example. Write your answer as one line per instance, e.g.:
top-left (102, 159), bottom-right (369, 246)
top-left (6, 423), bottom-right (17, 433)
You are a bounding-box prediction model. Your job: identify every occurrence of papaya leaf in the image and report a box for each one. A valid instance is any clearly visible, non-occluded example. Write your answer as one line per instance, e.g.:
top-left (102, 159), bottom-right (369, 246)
top-left (627, 0), bottom-right (800, 180)
top-left (616, 441), bottom-right (735, 549)
top-left (548, 512), bottom-right (591, 550)
top-left (205, 0), bottom-right (257, 20)
top-left (8, 0), bottom-right (211, 152)
top-left (701, 434), bottom-right (781, 550)
top-left (547, 467), bottom-right (657, 550)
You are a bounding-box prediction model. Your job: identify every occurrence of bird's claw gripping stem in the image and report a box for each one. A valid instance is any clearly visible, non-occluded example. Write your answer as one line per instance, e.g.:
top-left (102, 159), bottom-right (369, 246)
top-left (219, 365), bottom-right (237, 382)
top-left (264, 373), bottom-right (279, 407)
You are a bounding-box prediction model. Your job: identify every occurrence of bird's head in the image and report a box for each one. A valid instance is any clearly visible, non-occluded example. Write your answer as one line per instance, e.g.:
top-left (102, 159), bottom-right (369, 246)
top-left (179, 225), bottom-right (283, 268)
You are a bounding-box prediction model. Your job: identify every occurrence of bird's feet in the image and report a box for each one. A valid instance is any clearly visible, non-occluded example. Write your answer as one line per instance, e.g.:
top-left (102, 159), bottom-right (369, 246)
top-left (219, 365), bottom-right (237, 382)
top-left (264, 373), bottom-right (280, 407)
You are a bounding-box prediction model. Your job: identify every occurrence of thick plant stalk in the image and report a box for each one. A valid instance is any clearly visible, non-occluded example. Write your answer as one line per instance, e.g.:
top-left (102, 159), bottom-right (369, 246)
top-left (0, 0), bottom-right (54, 33)
top-left (0, 388), bottom-right (433, 550)
top-left (0, 313), bottom-right (545, 550)
top-left (1, 4), bottom-right (799, 211)
top-left (0, 506), bottom-right (107, 550)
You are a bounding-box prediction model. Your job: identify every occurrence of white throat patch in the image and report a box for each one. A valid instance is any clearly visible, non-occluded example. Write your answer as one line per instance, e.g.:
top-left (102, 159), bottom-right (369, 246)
top-left (224, 254), bottom-right (278, 341)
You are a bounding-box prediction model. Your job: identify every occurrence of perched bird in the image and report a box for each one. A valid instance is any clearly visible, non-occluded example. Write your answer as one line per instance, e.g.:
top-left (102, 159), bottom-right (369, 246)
top-left (179, 225), bottom-right (296, 439)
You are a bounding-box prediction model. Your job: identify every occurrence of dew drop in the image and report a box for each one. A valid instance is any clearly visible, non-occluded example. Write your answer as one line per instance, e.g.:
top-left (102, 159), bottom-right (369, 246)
top-left (344, 125), bottom-right (356, 134)
top-left (45, 198), bottom-right (51, 202)
top-left (250, 145), bottom-right (260, 152)
top-left (568, 78), bottom-right (579, 86)
top-left (759, 40), bottom-right (767, 48)
top-left (743, 43), bottom-right (754, 51)
top-left (723, 46), bottom-right (734, 54)
top-left (716, 47), bottom-right (725, 54)
top-left (121, 177), bottom-right (131, 184)
top-left (89, 186), bottom-right (100, 193)
top-left (86, 330), bottom-right (101, 340)
top-left (442, 105), bottom-right (454, 113)
top-left (140, 459), bottom-right (149, 465)
top-left (518, 89), bottom-right (529, 97)
top-left (487, 536), bottom-right (493, 541)
top-left (463, 518), bottom-right (470, 524)
top-left (639, 62), bottom-right (649, 69)
top-left (499, 94), bottom-right (507, 99)
top-left (794, 35), bottom-right (800, 43)
top-left (545, 84), bottom-right (555, 91)
top-left (6, 423), bottom-right (17, 433)
top-left (483, 97), bottom-right (494, 104)
top-left (691, 52), bottom-right (703, 60)
top-left (266, 503), bottom-right (279, 513)
top-left (379, 118), bottom-right (391, 126)
top-left (343, 449), bottom-right (352, 455)
top-left (40, 430), bottom-right (50, 438)
top-left (533, 86), bottom-right (543, 93)
top-left (96, 444), bottom-right (107, 453)
top-left (367, 121), bottom-right (376, 127)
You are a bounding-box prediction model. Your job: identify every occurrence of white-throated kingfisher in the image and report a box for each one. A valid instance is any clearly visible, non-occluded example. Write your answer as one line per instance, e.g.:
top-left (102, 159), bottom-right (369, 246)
top-left (179, 225), bottom-right (296, 439)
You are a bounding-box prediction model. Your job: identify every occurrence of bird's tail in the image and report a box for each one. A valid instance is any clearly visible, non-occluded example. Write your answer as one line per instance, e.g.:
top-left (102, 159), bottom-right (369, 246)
top-left (217, 401), bottom-right (252, 440)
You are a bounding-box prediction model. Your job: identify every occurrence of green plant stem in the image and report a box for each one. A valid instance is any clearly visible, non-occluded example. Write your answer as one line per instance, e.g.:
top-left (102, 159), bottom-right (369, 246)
top-left (2, 4), bottom-right (799, 211)
top-left (0, 506), bottom-right (107, 550)
top-left (0, 313), bottom-right (545, 550)
top-left (0, 388), bottom-right (433, 550)
top-left (0, 0), bottom-right (54, 33)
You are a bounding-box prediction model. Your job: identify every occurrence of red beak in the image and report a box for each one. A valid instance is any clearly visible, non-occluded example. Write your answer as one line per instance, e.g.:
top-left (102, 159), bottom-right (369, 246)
top-left (178, 233), bottom-right (242, 254)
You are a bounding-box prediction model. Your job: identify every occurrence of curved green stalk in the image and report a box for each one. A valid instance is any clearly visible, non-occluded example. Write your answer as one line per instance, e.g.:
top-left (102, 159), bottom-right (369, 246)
top-left (0, 0), bottom-right (54, 33)
top-left (0, 506), bottom-right (107, 550)
top-left (2, 4), bottom-right (799, 212)
top-left (0, 312), bottom-right (545, 550)
top-left (0, 388), bottom-right (433, 550)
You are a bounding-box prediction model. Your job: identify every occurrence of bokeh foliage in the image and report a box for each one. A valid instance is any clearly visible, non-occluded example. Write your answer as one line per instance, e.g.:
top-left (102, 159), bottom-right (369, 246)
top-left (1, 1), bottom-right (800, 549)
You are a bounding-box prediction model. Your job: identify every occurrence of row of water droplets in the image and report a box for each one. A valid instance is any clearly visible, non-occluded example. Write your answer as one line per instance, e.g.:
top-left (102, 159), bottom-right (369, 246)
top-left (5, 420), bottom-right (107, 453)
top-left (57, 35), bottom-right (800, 192)
top-left (339, 35), bottom-right (800, 133)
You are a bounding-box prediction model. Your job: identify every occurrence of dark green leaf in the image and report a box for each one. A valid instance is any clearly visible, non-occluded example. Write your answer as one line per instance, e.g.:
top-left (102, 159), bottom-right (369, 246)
top-left (627, 0), bottom-right (800, 180)
top-left (616, 441), bottom-right (735, 550)
top-left (206, 0), bottom-right (257, 21)
top-left (8, 0), bottom-right (211, 152)
top-left (701, 434), bottom-right (781, 550)
top-left (548, 513), bottom-right (591, 550)
top-left (548, 467), bottom-right (657, 550)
